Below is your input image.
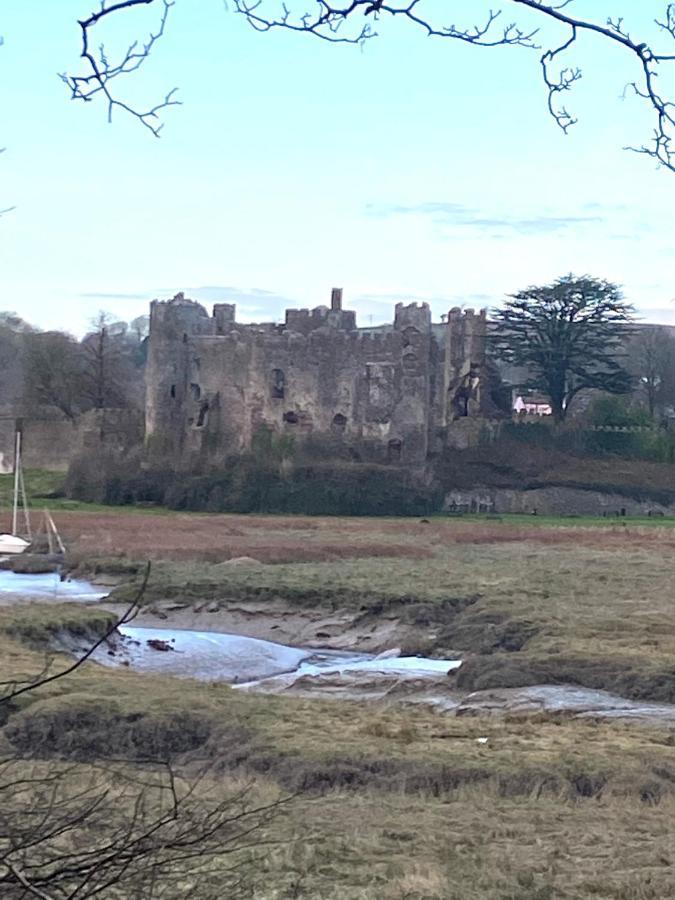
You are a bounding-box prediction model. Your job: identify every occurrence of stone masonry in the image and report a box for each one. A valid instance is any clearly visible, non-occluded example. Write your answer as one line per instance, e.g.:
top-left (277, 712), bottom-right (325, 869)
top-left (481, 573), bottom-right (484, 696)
top-left (145, 291), bottom-right (499, 467)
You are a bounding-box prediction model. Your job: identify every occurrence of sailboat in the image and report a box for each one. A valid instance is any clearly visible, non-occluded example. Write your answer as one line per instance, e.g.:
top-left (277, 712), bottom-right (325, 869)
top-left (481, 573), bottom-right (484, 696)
top-left (0, 431), bottom-right (31, 555)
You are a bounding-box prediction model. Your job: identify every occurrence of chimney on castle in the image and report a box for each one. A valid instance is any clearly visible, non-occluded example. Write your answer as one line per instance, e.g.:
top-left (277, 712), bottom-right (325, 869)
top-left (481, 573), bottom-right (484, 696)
top-left (330, 287), bottom-right (343, 311)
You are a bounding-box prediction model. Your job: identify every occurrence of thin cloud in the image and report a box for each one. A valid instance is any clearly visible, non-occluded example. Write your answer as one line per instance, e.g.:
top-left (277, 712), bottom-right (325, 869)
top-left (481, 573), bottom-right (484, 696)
top-left (80, 291), bottom-right (153, 301)
top-left (367, 201), bottom-right (604, 234)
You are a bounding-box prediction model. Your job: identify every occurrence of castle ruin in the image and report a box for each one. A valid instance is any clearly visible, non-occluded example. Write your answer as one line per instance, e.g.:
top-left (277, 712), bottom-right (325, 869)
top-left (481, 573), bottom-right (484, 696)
top-left (145, 290), bottom-right (500, 466)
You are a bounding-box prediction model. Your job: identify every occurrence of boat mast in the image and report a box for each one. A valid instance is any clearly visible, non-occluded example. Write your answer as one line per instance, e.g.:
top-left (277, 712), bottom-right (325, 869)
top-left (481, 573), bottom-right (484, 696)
top-left (11, 430), bottom-right (32, 540)
top-left (11, 430), bottom-right (20, 537)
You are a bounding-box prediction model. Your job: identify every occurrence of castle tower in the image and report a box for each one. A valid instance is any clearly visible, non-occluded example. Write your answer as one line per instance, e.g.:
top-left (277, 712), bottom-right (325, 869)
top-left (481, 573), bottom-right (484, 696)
top-left (145, 294), bottom-right (214, 456)
top-left (443, 308), bottom-right (488, 424)
top-left (390, 302), bottom-right (433, 465)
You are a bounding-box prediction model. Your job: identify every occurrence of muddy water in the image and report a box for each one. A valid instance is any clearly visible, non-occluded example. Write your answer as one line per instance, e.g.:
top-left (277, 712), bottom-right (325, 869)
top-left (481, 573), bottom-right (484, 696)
top-left (88, 624), bottom-right (462, 686)
top-left (0, 570), bottom-right (109, 602)
top-left (4, 573), bottom-right (675, 726)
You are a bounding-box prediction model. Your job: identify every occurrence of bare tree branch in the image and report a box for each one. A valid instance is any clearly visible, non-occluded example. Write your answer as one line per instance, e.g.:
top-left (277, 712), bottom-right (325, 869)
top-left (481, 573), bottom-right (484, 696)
top-left (0, 562), bottom-right (150, 706)
top-left (61, 0), bottom-right (180, 137)
top-left (0, 757), bottom-right (294, 898)
top-left (233, 0), bottom-right (675, 171)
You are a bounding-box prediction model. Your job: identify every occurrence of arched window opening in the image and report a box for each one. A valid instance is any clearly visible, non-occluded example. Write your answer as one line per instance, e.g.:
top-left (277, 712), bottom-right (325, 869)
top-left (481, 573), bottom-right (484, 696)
top-left (271, 368), bottom-right (285, 399)
top-left (170, 384), bottom-right (176, 399)
top-left (190, 383), bottom-right (201, 402)
top-left (332, 413), bottom-right (347, 434)
top-left (388, 438), bottom-right (402, 463)
top-left (283, 411), bottom-right (298, 425)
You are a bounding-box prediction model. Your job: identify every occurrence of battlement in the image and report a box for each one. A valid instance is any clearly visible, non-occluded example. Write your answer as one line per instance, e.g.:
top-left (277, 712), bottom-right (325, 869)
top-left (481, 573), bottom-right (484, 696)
top-left (394, 302), bottom-right (431, 332)
top-left (146, 288), bottom-right (495, 469)
top-left (151, 292), bottom-right (488, 341)
top-left (447, 307), bottom-right (487, 322)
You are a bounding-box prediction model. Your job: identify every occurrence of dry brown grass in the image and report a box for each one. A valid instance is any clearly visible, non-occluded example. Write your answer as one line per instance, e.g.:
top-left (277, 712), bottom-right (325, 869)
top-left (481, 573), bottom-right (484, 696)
top-left (53, 509), bottom-right (675, 567)
top-left (2, 594), bottom-right (675, 899)
top-left (59, 511), bottom-right (436, 564)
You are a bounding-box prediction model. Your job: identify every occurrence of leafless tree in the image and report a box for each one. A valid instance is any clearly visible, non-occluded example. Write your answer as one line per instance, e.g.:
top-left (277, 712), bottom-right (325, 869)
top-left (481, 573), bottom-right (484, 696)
top-left (629, 324), bottom-right (675, 418)
top-left (0, 758), bottom-right (289, 899)
top-left (22, 332), bottom-right (86, 423)
top-left (19, 313), bottom-right (144, 423)
top-left (80, 312), bottom-right (138, 411)
top-left (0, 565), bottom-right (294, 898)
top-left (70, 0), bottom-right (675, 170)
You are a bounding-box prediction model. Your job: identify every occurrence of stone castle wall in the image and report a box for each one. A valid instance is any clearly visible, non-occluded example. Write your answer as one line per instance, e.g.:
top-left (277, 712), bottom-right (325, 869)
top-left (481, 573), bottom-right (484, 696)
top-left (145, 291), bottom-right (496, 467)
top-left (0, 408), bottom-right (143, 473)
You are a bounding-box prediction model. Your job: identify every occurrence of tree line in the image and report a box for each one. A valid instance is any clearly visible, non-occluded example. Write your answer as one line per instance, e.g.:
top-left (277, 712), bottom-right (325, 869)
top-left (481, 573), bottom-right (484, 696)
top-left (0, 312), bottom-right (149, 422)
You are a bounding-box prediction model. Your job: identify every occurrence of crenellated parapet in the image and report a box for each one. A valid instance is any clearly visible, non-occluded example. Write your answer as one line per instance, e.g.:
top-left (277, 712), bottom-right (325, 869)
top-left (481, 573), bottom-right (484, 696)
top-left (394, 301), bottom-right (432, 333)
top-left (145, 288), bottom-right (497, 466)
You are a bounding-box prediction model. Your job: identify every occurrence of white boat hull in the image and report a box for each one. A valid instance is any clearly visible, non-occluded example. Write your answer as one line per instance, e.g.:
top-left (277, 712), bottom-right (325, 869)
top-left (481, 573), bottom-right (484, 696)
top-left (0, 534), bottom-right (30, 555)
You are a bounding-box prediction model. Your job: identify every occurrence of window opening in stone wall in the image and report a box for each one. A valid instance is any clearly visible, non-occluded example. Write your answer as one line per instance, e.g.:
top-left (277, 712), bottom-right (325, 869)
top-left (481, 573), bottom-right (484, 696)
top-left (401, 325), bottom-right (420, 348)
top-left (283, 411), bottom-right (298, 425)
top-left (271, 368), bottom-right (285, 399)
top-left (190, 383), bottom-right (201, 401)
top-left (170, 384), bottom-right (176, 399)
top-left (402, 351), bottom-right (418, 372)
top-left (388, 438), bottom-right (402, 463)
top-left (196, 400), bottom-right (209, 427)
top-left (332, 413), bottom-right (347, 433)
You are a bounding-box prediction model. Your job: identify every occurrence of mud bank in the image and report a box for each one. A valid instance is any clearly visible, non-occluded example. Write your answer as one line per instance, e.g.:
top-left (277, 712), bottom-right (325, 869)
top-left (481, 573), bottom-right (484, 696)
top-left (7, 574), bottom-right (675, 727)
top-left (101, 597), bottom-right (433, 655)
top-left (60, 619), bottom-right (675, 727)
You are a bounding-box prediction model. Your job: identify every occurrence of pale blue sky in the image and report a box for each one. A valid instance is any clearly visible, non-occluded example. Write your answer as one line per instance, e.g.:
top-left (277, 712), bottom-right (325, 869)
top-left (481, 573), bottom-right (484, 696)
top-left (1, 0), bottom-right (674, 334)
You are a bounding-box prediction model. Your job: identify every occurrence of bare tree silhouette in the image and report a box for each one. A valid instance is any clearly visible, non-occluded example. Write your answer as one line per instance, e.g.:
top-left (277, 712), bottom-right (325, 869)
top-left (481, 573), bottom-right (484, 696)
top-left (67, 1), bottom-right (675, 170)
top-left (0, 564), bottom-right (294, 898)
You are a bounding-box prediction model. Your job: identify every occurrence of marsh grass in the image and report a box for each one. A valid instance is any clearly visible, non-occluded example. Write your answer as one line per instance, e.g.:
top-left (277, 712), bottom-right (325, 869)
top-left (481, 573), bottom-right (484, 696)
top-left (3, 511), bottom-right (675, 897)
top-left (99, 533), bottom-right (675, 700)
top-left (1, 604), bottom-right (674, 802)
top-left (1, 601), bottom-right (675, 897)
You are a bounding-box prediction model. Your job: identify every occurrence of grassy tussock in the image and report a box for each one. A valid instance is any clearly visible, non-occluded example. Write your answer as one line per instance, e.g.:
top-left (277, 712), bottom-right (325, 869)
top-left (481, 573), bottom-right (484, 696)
top-left (2, 596), bottom-right (675, 898)
top-left (2, 604), bottom-right (674, 803)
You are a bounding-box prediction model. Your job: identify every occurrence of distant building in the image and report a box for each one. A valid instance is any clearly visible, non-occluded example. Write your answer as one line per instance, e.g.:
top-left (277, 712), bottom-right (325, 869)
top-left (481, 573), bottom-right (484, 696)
top-left (513, 394), bottom-right (552, 417)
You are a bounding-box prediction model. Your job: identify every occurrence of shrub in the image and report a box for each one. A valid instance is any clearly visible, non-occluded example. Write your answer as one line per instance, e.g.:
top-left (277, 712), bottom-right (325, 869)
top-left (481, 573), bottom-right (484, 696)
top-left (65, 453), bottom-right (443, 517)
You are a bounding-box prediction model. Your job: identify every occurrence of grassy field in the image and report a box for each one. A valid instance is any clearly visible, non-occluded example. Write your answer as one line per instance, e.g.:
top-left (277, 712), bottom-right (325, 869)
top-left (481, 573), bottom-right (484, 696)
top-left (50, 511), bottom-right (671, 703)
top-left (1, 601), bottom-right (675, 898)
top-left (2, 492), bottom-right (675, 897)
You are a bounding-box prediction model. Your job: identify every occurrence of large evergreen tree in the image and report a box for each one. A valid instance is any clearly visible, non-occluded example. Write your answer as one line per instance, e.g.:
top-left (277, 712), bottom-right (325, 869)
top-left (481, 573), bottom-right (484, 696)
top-left (492, 274), bottom-right (635, 422)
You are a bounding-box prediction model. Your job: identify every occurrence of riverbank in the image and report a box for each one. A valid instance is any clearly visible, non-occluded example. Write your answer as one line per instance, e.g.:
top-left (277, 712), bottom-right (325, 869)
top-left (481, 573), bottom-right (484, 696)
top-left (3, 511), bottom-right (675, 897)
top-left (3, 603), bottom-right (675, 897)
top-left (85, 522), bottom-right (675, 705)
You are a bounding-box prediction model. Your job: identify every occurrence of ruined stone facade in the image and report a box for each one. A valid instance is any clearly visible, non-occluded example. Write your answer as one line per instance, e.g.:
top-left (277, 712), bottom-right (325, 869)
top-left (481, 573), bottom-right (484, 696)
top-left (145, 291), bottom-right (499, 467)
